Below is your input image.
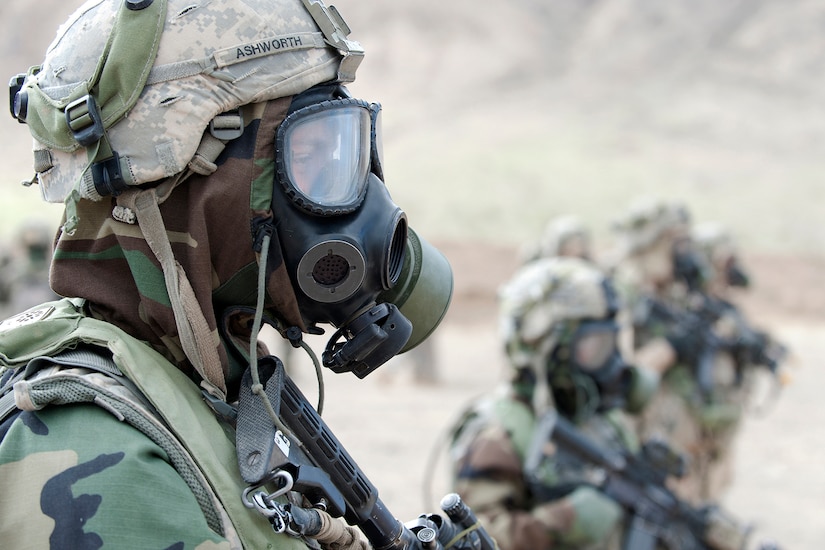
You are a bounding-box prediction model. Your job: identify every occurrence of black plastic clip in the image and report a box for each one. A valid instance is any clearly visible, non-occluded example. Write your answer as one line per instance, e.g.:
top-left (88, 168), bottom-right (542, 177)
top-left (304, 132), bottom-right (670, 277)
top-left (8, 74), bottom-right (27, 123)
top-left (65, 94), bottom-right (105, 147)
top-left (125, 0), bottom-right (154, 10)
top-left (91, 151), bottom-right (128, 197)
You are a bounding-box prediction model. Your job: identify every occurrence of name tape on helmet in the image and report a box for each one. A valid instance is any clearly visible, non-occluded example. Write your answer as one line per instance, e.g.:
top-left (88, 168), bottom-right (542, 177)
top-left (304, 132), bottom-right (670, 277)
top-left (213, 32), bottom-right (327, 68)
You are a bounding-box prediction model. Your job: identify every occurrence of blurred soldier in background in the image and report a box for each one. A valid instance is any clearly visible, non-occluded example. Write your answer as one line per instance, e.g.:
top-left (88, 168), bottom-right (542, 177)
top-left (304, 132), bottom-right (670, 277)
top-left (447, 254), bottom-right (780, 550)
top-left (448, 257), bottom-right (659, 549)
top-left (610, 198), bottom-right (784, 503)
top-left (676, 222), bottom-right (788, 497)
top-left (691, 222), bottom-right (750, 296)
top-left (520, 215), bottom-right (593, 264)
top-left (0, 220), bottom-right (59, 319)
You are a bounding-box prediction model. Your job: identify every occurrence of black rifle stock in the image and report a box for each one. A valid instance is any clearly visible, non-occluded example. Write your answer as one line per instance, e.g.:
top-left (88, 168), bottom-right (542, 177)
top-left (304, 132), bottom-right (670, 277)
top-left (525, 410), bottom-right (750, 550)
top-left (256, 358), bottom-right (498, 550)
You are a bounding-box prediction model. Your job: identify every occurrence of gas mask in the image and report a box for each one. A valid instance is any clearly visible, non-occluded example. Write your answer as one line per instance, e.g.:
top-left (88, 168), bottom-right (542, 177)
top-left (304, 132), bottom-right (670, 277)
top-left (566, 320), bottom-right (633, 411)
top-left (265, 84), bottom-right (452, 378)
top-left (672, 238), bottom-right (707, 292)
top-left (547, 276), bottom-right (634, 416)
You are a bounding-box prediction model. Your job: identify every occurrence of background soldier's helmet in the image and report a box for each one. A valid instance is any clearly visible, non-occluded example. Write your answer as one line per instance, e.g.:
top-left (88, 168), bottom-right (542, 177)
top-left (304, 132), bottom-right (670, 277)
top-left (521, 215), bottom-right (592, 263)
top-left (499, 256), bottom-right (613, 370)
top-left (611, 196), bottom-right (692, 258)
top-left (692, 222), bottom-right (750, 288)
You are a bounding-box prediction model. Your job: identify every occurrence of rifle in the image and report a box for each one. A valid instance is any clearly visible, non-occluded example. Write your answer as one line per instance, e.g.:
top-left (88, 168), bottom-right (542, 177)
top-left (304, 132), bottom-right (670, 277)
top-left (705, 299), bottom-right (787, 379)
top-left (235, 356), bottom-right (498, 550)
top-left (649, 295), bottom-right (789, 409)
top-left (524, 409), bottom-right (755, 550)
top-left (641, 295), bottom-right (726, 400)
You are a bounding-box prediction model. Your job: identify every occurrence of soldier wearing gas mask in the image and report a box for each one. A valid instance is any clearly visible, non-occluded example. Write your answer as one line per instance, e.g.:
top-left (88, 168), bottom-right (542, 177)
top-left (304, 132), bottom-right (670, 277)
top-left (0, 1), bottom-right (452, 549)
top-left (447, 257), bottom-right (659, 550)
top-left (610, 198), bottom-right (750, 504)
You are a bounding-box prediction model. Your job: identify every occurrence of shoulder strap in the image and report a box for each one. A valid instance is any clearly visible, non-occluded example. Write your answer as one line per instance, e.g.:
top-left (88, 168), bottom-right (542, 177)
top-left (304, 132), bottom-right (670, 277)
top-left (7, 345), bottom-right (234, 543)
top-left (0, 300), bottom-right (309, 549)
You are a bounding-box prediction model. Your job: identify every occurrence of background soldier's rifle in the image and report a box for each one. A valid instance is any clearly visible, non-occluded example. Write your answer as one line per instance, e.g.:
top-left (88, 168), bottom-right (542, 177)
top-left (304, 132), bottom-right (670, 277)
top-left (641, 295), bottom-right (787, 402)
top-left (235, 356), bottom-right (499, 550)
top-left (641, 295), bottom-right (726, 401)
top-left (524, 409), bottom-right (765, 550)
top-left (704, 297), bottom-right (787, 379)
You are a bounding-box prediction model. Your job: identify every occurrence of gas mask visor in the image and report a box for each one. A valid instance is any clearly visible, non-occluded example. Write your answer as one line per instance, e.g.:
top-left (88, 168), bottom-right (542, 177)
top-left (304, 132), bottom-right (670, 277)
top-left (570, 320), bottom-right (618, 372)
top-left (568, 319), bottom-right (633, 411)
top-left (270, 86), bottom-right (452, 379)
top-left (279, 95), bottom-right (383, 214)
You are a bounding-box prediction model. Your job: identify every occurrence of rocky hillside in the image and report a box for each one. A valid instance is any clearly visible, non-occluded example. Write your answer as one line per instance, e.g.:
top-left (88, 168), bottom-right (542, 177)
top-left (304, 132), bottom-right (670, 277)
top-left (2, 0), bottom-right (823, 253)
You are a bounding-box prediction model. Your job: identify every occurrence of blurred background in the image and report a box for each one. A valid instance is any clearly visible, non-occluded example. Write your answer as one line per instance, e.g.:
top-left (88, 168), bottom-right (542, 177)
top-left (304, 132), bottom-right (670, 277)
top-left (1, 0), bottom-right (823, 547)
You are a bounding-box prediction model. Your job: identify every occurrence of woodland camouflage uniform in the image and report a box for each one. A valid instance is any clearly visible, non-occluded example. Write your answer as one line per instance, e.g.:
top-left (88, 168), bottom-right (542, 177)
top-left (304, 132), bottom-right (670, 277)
top-left (0, 96), bottom-right (335, 550)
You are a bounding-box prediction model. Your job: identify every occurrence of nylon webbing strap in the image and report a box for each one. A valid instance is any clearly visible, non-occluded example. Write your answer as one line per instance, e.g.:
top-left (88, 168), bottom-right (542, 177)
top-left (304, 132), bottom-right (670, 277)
top-left (236, 356), bottom-right (286, 484)
top-left (91, 0), bottom-right (168, 129)
top-left (119, 187), bottom-right (227, 400)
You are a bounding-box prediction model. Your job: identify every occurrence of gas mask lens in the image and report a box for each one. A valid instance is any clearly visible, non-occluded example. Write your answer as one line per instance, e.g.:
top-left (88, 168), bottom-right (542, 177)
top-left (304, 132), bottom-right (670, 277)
top-left (279, 99), bottom-right (381, 213)
top-left (572, 321), bottom-right (618, 372)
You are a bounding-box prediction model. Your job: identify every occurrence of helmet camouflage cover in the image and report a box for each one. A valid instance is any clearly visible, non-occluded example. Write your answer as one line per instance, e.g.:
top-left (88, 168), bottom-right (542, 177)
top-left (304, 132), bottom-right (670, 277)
top-left (16, 0), bottom-right (359, 205)
top-left (521, 214), bottom-right (592, 263)
top-left (611, 196), bottom-right (691, 257)
top-left (499, 257), bottom-right (611, 369)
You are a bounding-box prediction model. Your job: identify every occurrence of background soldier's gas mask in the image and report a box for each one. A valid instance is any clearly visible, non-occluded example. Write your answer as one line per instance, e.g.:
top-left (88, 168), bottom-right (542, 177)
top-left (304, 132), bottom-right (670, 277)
top-left (546, 317), bottom-right (635, 419)
top-left (262, 84), bottom-right (452, 378)
top-left (672, 236), bottom-right (710, 293)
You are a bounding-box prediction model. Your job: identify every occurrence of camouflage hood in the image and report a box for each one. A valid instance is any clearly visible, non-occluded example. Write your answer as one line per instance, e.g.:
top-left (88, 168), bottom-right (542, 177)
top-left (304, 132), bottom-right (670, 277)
top-left (50, 99), bottom-right (302, 398)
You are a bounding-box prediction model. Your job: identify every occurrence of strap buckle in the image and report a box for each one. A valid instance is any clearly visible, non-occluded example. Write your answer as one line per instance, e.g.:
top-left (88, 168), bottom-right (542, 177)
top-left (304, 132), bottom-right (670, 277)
top-left (90, 150), bottom-right (128, 197)
top-left (8, 73), bottom-right (27, 123)
top-left (65, 94), bottom-right (105, 147)
top-left (208, 109), bottom-right (244, 141)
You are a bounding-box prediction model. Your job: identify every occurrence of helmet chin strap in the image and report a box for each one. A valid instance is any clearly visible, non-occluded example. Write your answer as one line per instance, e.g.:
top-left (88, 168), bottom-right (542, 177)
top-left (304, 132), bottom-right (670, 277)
top-left (118, 186), bottom-right (227, 400)
top-left (530, 329), bottom-right (563, 415)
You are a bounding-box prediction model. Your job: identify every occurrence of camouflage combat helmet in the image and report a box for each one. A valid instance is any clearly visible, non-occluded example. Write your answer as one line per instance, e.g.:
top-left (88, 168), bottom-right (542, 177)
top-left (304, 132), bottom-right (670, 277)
top-left (11, 0), bottom-right (361, 212)
top-left (521, 215), bottom-right (592, 263)
top-left (499, 257), bottom-right (656, 417)
top-left (611, 196), bottom-right (691, 257)
top-left (499, 256), bottom-right (613, 370)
